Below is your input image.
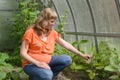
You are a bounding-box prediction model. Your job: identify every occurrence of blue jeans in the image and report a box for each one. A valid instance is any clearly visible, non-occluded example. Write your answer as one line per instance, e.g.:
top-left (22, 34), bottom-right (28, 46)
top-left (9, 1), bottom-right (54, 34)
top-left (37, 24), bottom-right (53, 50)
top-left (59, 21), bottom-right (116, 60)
top-left (23, 54), bottom-right (72, 80)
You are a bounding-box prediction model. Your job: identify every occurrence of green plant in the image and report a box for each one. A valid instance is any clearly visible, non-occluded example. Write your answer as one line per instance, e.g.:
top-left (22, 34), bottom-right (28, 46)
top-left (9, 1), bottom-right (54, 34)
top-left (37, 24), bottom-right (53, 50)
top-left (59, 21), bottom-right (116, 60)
top-left (0, 52), bottom-right (28, 80)
top-left (74, 41), bottom-right (120, 80)
top-left (8, 0), bottom-right (40, 67)
top-left (0, 52), bottom-right (13, 80)
top-left (104, 48), bottom-right (120, 80)
top-left (56, 10), bottom-right (68, 35)
top-left (12, 0), bottom-right (40, 45)
top-left (55, 40), bottom-right (120, 80)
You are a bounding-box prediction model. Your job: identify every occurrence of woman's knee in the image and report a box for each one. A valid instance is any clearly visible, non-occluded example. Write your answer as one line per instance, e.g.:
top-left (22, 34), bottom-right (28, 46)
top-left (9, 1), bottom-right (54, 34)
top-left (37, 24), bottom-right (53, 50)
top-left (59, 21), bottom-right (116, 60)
top-left (36, 70), bottom-right (53, 80)
top-left (24, 64), bottom-right (53, 80)
top-left (61, 54), bottom-right (72, 66)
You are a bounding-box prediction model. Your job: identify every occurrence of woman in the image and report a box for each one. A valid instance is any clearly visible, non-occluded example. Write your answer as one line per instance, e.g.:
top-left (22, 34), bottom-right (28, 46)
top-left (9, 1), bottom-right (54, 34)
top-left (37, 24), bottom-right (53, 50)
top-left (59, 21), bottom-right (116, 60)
top-left (20, 8), bottom-right (91, 80)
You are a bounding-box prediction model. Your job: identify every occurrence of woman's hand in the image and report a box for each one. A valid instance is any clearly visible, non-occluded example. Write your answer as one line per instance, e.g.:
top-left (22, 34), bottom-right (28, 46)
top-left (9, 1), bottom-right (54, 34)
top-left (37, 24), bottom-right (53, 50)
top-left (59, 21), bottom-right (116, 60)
top-left (35, 61), bottom-right (51, 70)
top-left (81, 54), bottom-right (92, 60)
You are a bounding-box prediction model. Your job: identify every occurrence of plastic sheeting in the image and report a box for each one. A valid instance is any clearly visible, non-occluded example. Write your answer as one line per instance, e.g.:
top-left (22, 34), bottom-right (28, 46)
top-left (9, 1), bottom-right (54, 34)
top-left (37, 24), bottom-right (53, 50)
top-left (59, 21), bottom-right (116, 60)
top-left (52, 0), bottom-right (120, 52)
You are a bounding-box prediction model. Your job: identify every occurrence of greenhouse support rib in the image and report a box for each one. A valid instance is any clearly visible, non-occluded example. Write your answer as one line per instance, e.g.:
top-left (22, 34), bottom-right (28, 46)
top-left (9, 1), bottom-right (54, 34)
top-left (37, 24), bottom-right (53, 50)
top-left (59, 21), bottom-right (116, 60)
top-left (86, 0), bottom-right (99, 53)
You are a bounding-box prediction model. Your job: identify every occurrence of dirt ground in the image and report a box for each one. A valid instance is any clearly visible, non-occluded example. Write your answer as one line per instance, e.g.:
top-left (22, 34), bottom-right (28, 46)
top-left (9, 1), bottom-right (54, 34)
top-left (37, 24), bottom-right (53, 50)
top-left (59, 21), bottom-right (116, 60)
top-left (56, 70), bottom-right (89, 80)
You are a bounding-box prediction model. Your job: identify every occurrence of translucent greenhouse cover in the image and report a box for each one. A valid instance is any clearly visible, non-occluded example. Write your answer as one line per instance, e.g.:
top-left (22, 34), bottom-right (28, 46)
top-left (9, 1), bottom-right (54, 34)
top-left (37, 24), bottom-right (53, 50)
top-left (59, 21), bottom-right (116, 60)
top-left (52, 0), bottom-right (120, 53)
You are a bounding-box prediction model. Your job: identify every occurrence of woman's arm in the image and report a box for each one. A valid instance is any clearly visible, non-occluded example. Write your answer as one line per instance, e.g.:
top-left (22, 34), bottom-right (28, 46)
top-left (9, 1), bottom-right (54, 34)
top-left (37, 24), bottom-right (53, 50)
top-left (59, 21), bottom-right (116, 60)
top-left (20, 40), bottom-right (50, 69)
top-left (56, 37), bottom-right (91, 59)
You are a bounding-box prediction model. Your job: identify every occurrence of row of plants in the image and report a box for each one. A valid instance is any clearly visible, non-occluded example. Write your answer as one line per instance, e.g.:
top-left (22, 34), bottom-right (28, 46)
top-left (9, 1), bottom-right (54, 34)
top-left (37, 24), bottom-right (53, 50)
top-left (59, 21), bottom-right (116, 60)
top-left (1, 40), bottom-right (120, 80)
top-left (54, 40), bottom-right (120, 80)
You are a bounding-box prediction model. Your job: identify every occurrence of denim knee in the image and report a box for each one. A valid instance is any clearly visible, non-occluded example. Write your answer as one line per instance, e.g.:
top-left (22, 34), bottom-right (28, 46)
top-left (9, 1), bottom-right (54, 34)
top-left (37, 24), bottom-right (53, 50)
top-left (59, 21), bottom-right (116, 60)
top-left (23, 64), bottom-right (53, 80)
top-left (37, 70), bottom-right (53, 80)
top-left (61, 54), bottom-right (72, 66)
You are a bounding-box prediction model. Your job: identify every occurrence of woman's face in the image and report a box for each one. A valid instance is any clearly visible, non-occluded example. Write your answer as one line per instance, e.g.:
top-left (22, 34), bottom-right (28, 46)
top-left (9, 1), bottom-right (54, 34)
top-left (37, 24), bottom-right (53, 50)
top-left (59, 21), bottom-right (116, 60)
top-left (44, 19), bottom-right (56, 29)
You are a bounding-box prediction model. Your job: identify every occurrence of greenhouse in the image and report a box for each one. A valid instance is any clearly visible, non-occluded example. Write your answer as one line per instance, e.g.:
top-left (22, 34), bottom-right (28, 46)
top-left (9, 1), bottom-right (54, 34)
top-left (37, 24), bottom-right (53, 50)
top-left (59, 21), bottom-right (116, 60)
top-left (0, 0), bottom-right (120, 80)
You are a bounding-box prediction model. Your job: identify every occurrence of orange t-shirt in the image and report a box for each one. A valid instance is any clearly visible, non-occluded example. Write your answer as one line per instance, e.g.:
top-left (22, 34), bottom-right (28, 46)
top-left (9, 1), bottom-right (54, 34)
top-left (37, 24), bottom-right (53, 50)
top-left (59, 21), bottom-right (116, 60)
top-left (22, 28), bottom-right (60, 67)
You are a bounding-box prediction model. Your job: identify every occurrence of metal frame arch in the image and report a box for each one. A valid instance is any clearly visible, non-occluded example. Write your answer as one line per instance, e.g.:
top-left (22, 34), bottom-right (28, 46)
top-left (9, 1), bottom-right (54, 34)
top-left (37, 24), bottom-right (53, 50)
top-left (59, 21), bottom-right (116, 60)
top-left (86, 0), bottom-right (99, 53)
top-left (50, 0), bottom-right (61, 22)
top-left (115, 0), bottom-right (120, 20)
top-left (66, 0), bottom-right (80, 49)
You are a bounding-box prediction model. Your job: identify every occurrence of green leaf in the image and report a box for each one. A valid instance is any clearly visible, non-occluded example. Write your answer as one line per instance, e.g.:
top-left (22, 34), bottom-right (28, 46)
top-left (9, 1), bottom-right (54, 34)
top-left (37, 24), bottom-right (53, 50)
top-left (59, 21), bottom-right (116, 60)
top-left (86, 70), bottom-right (96, 79)
top-left (75, 65), bottom-right (86, 70)
top-left (109, 75), bottom-right (119, 79)
top-left (79, 40), bottom-right (89, 44)
top-left (11, 71), bottom-right (20, 80)
top-left (104, 65), bottom-right (118, 72)
top-left (70, 62), bottom-right (76, 71)
top-left (0, 53), bottom-right (9, 61)
top-left (0, 72), bottom-right (7, 80)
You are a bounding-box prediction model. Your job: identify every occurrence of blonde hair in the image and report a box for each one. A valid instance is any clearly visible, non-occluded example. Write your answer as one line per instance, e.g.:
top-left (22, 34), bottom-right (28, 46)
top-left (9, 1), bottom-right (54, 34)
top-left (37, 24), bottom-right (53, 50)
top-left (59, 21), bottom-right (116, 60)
top-left (33, 8), bottom-right (57, 36)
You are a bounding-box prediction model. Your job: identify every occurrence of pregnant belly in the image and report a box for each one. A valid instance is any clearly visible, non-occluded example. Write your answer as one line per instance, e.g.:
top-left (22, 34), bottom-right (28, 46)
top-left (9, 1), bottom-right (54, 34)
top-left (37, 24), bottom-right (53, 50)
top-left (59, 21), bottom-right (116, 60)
top-left (29, 53), bottom-right (52, 63)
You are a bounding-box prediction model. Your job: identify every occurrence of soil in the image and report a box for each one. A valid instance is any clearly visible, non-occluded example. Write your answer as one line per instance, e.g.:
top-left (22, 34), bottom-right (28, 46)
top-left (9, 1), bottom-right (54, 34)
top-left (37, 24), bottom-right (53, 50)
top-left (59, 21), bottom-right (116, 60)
top-left (56, 69), bottom-right (89, 80)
